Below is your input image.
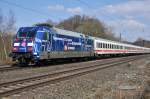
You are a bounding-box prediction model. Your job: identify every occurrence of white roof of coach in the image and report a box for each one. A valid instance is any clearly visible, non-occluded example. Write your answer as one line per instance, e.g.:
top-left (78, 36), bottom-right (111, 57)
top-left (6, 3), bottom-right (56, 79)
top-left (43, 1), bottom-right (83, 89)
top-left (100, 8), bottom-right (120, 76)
top-left (53, 27), bottom-right (84, 38)
top-left (94, 37), bottom-right (125, 45)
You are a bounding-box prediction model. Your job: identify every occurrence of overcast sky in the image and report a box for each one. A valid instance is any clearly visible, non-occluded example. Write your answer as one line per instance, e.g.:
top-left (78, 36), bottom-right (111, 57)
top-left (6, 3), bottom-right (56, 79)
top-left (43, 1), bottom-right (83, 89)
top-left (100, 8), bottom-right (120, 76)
top-left (0, 0), bottom-right (150, 42)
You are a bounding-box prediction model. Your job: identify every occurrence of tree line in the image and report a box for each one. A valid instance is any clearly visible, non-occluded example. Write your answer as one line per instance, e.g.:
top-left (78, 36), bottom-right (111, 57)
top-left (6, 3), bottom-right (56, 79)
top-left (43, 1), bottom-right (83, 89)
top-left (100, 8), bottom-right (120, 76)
top-left (38, 15), bottom-right (118, 41)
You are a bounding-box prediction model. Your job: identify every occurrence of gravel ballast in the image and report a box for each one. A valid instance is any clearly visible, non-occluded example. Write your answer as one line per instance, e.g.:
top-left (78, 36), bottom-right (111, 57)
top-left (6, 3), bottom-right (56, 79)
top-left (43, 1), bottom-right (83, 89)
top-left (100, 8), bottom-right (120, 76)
top-left (1, 55), bottom-right (150, 99)
top-left (0, 58), bottom-right (119, 83)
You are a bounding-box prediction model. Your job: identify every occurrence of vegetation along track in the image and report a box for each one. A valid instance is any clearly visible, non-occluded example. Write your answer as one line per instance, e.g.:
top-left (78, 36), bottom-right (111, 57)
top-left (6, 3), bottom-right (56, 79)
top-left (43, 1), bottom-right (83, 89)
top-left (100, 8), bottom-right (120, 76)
top-left (0, 55), bottom-right (148, 98)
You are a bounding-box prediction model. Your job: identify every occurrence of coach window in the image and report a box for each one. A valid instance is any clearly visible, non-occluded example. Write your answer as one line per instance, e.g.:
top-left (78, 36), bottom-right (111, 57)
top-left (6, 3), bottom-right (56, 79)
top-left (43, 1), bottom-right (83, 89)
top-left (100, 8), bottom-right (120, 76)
top-left (99, 43), bottom-right (101, 48)
top-left (103, 43), bottom-right (105, 48)
top-left (96, 43), bottom-right (99, 48)
top-left (100, 43), bottom-right (101, 48)
top-left (100, 43), bottom-right (102, 48)
top-left (97, 43), bottom-right (99, 48)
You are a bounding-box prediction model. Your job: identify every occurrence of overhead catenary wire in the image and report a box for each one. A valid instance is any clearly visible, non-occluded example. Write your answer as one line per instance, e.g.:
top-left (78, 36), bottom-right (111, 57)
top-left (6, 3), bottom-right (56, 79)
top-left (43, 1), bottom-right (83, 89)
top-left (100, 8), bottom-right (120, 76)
top-left (77, 0), bottom-right (95, 9)
top-left (0, 0), bottom-right (57, 19)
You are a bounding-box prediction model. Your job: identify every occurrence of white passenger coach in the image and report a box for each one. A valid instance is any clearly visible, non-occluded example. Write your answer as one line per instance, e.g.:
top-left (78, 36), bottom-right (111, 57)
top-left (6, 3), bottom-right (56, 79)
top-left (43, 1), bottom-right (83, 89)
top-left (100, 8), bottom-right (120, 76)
top-left (94, 37), bottom-right (150, 56)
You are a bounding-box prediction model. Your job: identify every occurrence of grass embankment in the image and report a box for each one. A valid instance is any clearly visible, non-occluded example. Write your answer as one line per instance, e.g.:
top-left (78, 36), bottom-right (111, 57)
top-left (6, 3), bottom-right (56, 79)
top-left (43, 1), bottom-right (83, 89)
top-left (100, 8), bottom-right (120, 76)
top-left (0, 52), bottom-right (12, 65)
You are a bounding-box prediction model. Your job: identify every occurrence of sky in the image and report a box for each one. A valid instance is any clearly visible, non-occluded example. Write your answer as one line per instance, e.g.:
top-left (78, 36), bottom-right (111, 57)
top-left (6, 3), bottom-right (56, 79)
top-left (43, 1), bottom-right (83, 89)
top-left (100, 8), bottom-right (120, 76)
top-left (0, 0), bottom-right (150, 42)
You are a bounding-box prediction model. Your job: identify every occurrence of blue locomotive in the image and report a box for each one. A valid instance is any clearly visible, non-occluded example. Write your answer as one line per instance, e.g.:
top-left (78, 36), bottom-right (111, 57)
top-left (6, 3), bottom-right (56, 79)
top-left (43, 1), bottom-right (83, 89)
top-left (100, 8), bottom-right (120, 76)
top-left (10, 26), bottom-right (94, 65)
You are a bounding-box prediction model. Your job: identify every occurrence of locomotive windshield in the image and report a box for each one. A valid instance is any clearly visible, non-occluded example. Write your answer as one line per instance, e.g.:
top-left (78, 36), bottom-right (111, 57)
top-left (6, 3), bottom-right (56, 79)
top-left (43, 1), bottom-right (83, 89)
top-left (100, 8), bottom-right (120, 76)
top-left (17, 31), bottom-right (36, 38)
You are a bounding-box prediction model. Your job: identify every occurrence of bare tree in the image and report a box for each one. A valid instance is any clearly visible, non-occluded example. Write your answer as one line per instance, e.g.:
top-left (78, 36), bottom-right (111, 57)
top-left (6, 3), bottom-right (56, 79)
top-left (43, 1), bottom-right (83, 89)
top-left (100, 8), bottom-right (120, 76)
top-left (4, 10), bottom-right (16, 34)
top-left (0, 9), bottom-right (16, 61)
top-left (46, 19), bottom-right (57, 26)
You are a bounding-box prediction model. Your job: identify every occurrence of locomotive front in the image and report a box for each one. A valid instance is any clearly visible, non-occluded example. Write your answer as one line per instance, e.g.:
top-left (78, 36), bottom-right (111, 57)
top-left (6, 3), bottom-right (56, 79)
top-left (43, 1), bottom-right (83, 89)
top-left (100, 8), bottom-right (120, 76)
top-left (10, 27), bottom-right (38, 65)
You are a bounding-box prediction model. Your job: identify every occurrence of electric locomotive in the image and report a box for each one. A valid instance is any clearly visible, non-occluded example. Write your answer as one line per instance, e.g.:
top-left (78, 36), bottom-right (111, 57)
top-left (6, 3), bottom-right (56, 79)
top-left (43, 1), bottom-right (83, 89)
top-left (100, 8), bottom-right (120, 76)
top-left (10, 26), bottom-right (94, 65)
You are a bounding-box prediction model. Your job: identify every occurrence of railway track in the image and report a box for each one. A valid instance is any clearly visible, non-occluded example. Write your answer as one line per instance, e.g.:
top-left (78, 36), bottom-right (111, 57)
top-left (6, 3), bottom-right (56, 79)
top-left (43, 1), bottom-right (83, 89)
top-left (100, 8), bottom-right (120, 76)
top-left (0, 55), bottom-right (147, 98)
top-left (0, 66), bottom-right (22, 72)
top-left (0, 56), bottom-right (135, 72)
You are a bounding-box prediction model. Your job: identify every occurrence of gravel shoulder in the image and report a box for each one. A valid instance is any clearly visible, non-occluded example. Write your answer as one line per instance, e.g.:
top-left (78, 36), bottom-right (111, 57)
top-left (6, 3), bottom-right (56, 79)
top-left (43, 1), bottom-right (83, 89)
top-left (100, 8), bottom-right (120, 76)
top-left (2, 55), bottom-right (150, 99)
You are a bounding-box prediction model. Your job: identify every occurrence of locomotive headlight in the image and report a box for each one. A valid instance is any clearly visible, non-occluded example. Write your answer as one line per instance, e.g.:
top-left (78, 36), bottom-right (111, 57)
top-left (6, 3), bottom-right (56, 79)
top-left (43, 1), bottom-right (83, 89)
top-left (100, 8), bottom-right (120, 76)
top-left (27, 42), bottom-right (33, 46)
top-left (14, 43), bottom-right (20, 46)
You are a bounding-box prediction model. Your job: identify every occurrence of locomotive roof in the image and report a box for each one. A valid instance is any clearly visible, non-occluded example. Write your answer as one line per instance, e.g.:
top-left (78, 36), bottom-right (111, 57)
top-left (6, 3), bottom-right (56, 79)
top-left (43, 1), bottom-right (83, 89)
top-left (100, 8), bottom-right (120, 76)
top-left (19, 26), bottom-right (51, 32)
top-left (53, 27), bottom-right (85, 38)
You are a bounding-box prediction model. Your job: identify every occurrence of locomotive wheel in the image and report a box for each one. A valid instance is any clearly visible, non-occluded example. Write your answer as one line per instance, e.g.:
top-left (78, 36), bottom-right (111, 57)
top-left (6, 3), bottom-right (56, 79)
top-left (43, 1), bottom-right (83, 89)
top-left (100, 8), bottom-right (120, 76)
top-left (18, 58), bottom-right (29, 66)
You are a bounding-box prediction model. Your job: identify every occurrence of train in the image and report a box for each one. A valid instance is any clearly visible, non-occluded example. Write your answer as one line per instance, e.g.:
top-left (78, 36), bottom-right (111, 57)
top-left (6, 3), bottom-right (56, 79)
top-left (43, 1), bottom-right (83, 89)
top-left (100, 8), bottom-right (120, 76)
top-left (9, 25), bottom-right (150, 65)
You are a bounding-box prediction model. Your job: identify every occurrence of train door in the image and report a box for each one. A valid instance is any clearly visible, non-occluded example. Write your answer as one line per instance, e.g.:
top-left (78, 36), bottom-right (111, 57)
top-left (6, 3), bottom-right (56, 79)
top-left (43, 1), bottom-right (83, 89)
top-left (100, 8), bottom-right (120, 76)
top-left (80, 35), bottom-right (84, 51)
top-left (41, 32), bottom-right (49, 52)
